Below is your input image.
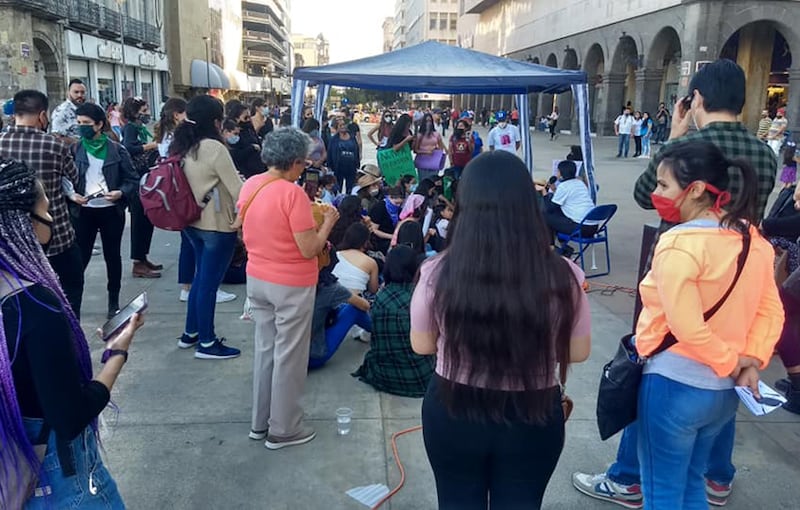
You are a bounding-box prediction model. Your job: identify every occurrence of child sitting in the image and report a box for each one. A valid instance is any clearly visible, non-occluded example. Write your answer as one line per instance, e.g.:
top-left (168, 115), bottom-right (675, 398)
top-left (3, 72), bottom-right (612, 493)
top-left (319, 174), bottom-right (337, 205)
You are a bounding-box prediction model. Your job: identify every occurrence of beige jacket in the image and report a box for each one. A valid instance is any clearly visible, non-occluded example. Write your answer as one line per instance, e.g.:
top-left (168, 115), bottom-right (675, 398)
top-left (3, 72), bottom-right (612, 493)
top-left (183, 139), bottom-right (243, 233)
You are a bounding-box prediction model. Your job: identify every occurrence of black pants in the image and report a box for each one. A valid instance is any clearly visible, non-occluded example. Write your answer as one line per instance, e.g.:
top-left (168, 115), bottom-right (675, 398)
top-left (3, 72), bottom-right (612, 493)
top-left (48, 242), bottom-right (84, 319)
top-left (128, 194), bottom-right (154, 261)
top-left (633, 135), bottom-right (642, 156)
top-left (549, 122), bottom-right (557, 139)
top-left (543, 199), bottom-right (598, 243)
top-left (335, 167), bottom-right (357, 194)
top-left (422, 375), bottom-right (565, 510)
top-left (76, 206), bottom-right (125, 294)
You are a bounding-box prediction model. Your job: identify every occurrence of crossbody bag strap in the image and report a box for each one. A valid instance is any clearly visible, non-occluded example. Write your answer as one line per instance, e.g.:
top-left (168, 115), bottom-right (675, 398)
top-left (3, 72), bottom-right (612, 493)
top-left (649, 230), bottom-right (752, 357)
top-left (238, 176), bottom-right (280, 224)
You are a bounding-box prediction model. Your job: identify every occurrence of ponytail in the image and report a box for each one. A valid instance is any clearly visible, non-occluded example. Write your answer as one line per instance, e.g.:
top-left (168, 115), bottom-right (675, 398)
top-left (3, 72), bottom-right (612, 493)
top-left (720, 156), bottom-right (758, 235)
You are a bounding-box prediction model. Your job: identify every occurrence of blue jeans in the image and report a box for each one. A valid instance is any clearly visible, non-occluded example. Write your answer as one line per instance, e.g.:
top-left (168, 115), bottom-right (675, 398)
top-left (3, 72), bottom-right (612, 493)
top-left (637, 375), bottom-right (739, 510)
top-left (608, 412), bottom-right (736, 486)
top-left (617, 134), bottom-right (630, 157)
top-left (642, 134), bottom-right (651, 156)
top-left (178, 230), bottom-right (195, 285)
top-left (308, 304), bottom-right (372, 369)
top-left (23, 418), bottom-right (124, 509)
top-left (183, 227), bottom-right (236, 343)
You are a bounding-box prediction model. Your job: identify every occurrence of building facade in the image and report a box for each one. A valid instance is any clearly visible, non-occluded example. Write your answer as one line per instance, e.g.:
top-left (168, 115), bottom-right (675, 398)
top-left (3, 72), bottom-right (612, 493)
top-left (405, 0), bottom-right (459, 47)
top-left (392, 0), bottom-right (407, 50)
top-left (0, 0), bottom-right (167, 109)
top-left (292, 33), bottom-right (329, 68)
top-left (382, 17), bottom-right (394, 53)
top-left (242, 0), bottom-right (291, 102)
top-left (458, 0), bottom-right (800, 135)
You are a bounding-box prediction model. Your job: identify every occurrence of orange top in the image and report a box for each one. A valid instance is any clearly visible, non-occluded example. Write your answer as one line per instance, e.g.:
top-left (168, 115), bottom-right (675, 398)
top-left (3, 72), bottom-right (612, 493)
top-left (636, 222), bottom-right (784, 377)
top-left (238, 175), bottom-right (318, 287)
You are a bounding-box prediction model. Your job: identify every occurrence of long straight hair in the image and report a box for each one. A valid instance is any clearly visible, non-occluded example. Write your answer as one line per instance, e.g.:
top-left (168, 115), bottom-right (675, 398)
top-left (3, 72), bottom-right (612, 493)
top-left (154, 97), bottom-right (187, 143)
top-left (169, 95), bottom-right (225, 159)
top-left (0, 160), bottom-right (93, 501)
top-left (432, 151), bottom-right (580, 424)
top-left (659, 140), bottom-right (759, 234)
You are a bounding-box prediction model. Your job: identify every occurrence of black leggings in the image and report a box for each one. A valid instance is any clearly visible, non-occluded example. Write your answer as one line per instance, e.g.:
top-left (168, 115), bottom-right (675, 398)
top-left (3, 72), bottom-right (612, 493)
top-left (129, 194), bottom-right (154, 261)
top-left (76, 206), bottom-right (125, 293)
top-left (633, 135), bottom-right (642, 155)
top-left (422, 375), bottom-right (565, 510)
top-left (543, 197), bottom-right (598, 243)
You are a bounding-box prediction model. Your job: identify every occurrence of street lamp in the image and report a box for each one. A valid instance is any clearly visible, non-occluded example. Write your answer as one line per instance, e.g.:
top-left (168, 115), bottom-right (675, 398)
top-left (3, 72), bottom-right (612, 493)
top-left (116, 0), bottom-right (128, 98)
top-left (267, 62), bottom-right (275, 104)
top-left (202, 36), bottom-right (211, 92)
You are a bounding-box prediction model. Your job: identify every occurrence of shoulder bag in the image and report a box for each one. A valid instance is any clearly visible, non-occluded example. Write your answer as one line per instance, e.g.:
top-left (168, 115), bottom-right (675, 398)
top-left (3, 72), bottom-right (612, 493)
top-left (596, 231), bottom-right (751, 440)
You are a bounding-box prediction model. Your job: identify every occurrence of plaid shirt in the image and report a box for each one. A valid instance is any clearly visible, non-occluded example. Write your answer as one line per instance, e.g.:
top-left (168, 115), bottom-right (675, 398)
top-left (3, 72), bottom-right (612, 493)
top-left (353, 283), bottom-right (435, 398)
top-left (634, 122), bottom-right (778, 220)
top-left (0, 126), bottom-right (78, 256)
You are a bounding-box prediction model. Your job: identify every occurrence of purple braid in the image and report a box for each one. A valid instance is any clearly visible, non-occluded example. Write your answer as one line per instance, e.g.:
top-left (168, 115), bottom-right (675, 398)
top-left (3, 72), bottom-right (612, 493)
top-left (0, 159), bottom-right (93, 501)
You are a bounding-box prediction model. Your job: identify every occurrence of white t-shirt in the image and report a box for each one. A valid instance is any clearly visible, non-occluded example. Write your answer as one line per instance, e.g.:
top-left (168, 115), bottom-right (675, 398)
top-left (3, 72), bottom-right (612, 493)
top-left (615, 114), bottom-right (635, 135)
top-left (85, 154), bottom-right (114, 208)
top-left (552, 178), bottom-right (595, 224)
top-left (487, 124), bottom-right (521, 153)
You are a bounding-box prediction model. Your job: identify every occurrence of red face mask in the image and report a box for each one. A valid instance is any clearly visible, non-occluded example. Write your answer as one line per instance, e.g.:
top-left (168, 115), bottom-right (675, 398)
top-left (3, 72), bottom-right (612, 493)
top-left (651, 182), bottom-right (731, 224)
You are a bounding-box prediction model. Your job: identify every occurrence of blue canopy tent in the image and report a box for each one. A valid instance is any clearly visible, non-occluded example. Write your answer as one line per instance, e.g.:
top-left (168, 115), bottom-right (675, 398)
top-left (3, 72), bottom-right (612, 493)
top-left (292, 41), bottom-right (597, 201)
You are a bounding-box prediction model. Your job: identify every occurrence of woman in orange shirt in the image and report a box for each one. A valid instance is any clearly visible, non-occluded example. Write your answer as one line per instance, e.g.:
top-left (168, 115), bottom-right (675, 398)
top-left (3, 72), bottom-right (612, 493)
top-left (636, 140), bottom-right (784, 509)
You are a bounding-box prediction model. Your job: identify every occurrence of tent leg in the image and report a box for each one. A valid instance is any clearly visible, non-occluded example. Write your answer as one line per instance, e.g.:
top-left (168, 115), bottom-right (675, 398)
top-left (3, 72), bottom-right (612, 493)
top-left (591, 245), bottom-right (598, 271)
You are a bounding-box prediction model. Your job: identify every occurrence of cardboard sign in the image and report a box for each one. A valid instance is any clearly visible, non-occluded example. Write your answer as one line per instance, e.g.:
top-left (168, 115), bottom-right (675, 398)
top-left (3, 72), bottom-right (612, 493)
top-left (376, 144), bottom-right (417, 186)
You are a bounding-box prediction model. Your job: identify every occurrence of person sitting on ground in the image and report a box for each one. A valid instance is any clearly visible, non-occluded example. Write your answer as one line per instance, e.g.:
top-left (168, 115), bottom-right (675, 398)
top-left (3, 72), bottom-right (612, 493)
top-left (543, 160), bottom-right (598, 248)
top-left (353, 245), bottom-right (434, 397)
top-left (391, 193), bottom-right (432, 248)
top-left (368, 186), bottom-right (404, 254)
top-left (428, 201), bottom-right (454, 253)
top-left (328, 195), bottom-right (366, 248)
top-left (332, 223), bottom-right (380, 296)
top-left (319, 174), bottom-right (337, 205)
top-left (308, 248), bottom-right (372, 369)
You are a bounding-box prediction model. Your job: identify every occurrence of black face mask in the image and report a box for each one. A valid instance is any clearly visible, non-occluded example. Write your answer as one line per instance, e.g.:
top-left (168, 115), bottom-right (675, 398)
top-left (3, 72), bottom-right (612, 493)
top-left (239, 121), bottom-right (252, 129)
top-left (454, 128), bottom-right (465, 137)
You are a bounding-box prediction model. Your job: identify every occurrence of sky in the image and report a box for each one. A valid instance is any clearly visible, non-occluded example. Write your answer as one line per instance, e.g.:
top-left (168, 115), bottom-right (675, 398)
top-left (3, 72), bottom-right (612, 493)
top-left (290, 0), bottom-right (394, 63)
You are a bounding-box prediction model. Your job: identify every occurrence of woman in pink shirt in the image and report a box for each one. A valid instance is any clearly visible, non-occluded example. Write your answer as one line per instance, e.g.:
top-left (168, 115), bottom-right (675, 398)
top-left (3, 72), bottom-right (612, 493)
top-left (237, 128), bottom-right (339, 450)
top-left (413, 113), bottom-right (447, 182)
top-left (410, 151), bottom-right (592, 509)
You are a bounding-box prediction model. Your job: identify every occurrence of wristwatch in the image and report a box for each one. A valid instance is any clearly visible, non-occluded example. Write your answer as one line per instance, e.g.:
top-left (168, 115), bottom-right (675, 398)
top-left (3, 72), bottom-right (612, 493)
top-left (101, 349), bottom-right (128, 364)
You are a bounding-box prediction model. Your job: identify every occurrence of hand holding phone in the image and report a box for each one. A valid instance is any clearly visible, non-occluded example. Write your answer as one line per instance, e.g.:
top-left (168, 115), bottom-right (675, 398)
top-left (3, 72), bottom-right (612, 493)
top-left (101, 292), bottom-right (148, 342)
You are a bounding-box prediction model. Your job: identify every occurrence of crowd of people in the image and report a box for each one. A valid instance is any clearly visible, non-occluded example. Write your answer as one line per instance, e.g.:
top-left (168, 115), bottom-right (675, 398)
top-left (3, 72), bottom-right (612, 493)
top-left (0, 58), bottom-right (797, 510)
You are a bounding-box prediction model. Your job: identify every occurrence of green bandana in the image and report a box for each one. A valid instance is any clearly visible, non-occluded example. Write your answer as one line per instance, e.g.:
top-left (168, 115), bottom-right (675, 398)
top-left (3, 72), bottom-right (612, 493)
top-left (137, 124), bottom-right (153, 143)
top-left (81, 133), bottom-right (109, 160)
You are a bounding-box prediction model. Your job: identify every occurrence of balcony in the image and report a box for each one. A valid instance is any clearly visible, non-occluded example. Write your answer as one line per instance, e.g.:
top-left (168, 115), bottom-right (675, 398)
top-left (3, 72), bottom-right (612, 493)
top-left (243, 50), bottom-right (286, 72)
top-left (464, 0), bottom-right (501, 14)
top-left (123, 16), bottom-right (144, 44)
top-left (242, 8), bottom-right (285, 31)
top-left (242, 29), bottom-right (286, 56)
top-left (0, 0), bottom-right (69, 20)
top-left (142, 23), bottom-right (160, 49)
top-left (98, 6), bottom-right (121, 37)
top-left (68, 0), bottom-right (101, 31)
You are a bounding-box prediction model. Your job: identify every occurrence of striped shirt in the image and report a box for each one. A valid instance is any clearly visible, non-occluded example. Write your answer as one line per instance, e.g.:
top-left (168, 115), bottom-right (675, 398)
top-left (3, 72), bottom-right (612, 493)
top-left (634, 121), bottom-right (777, 221)
top-left (0, 126), bottom-right (78, 256)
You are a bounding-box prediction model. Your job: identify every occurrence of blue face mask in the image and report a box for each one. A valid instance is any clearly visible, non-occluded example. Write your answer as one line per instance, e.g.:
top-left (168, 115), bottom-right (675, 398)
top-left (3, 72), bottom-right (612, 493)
top-left (409, 183), bottom-right (418, 193)
top-left (262, 107), bottom-right (270, 117)
top-left (226, 135), bottom-right (240, 145)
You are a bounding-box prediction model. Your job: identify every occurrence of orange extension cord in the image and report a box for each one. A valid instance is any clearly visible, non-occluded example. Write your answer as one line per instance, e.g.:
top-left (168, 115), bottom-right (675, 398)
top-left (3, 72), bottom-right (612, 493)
top-left (371, 425), bottom-right (423, 510)
top-left (369, 282), bottom-right (634, 509)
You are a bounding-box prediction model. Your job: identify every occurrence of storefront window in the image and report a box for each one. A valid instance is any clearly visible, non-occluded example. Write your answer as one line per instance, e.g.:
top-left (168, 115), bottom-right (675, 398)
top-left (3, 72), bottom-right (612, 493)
top-left (98, 79), bottom-right (115, 108)
top-left (141, 82), bottom-right (153, 110)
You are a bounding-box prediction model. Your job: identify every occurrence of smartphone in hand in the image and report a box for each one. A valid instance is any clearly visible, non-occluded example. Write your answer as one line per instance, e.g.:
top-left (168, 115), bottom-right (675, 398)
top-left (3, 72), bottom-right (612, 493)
top-left (101, 292), bottom-right (148, 341)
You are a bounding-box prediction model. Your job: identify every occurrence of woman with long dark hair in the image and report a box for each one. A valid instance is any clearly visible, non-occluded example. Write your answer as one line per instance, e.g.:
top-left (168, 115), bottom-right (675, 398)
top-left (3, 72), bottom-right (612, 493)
top-left (0, 158), bottom-right (144, 508)
top-left (635, 141), bottom-right (783, 508)
top-left (121, 96), bottom-right (161, 278)
top-left (410, 150), bottom-right (592, 509)
top-left (171, 95), bottom-right (243, 360)
top-left (73, 103), bottom-right (139, 319)
top-left (368, 110), bottom-right (395, 149)
top-left (386, 113), bottom-right (414, 153)
top-left (226, 101), bottom-right (264, 178)
top-left (328, 195), bottom-right (365, 248)
top-left (154, 97), bottom-right (187, 158)
top-left (413, 112), bottom-right (447, 182)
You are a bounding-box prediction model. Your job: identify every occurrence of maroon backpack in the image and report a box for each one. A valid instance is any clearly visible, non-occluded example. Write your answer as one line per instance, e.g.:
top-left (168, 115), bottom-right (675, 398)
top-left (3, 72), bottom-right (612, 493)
top-left (139, 155), bottom-right (206, 231)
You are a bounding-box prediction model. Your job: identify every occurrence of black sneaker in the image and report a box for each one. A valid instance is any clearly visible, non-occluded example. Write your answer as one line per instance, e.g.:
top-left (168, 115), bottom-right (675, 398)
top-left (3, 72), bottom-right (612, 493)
top-left (177, 333), bottom-right (199, 349)
top-left (195, 338), bottom-right (241, 360)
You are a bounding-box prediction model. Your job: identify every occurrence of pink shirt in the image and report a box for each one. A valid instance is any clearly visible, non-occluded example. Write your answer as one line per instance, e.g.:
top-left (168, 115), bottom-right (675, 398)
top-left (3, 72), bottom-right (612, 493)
top-left (238, 176), bottom-right (317, 287)
top-left (410, 255), bottom-right (591, 390)
top-left (415, 132), bottom-right (441, 154)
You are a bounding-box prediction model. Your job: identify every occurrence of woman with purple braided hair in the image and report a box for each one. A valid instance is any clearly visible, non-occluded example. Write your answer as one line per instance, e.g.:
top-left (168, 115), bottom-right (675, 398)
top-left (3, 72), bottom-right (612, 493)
top-left (0, 158), bottom-right (144, 508)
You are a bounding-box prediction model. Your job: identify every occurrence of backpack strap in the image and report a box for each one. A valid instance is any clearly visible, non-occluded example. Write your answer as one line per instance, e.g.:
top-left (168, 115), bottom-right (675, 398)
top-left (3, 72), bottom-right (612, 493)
top-left (238, 176), bottom-right (281, 224)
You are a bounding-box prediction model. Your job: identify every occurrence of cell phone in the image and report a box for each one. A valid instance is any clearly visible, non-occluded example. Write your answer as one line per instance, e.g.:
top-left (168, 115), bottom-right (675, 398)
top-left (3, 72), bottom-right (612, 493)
top-left (85, 190), bottom-right (105, 200)
top-left (101, 292), bottom-right (147, 342)
top-left (755, 395), bottom-right (784, 407)
top-left (681, 95), bottom-right (693, 111)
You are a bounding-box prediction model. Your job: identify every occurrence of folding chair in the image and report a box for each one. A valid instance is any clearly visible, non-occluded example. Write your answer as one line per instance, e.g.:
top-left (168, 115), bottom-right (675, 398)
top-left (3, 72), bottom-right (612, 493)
top-left (556, 204), bottom-right (618, 278)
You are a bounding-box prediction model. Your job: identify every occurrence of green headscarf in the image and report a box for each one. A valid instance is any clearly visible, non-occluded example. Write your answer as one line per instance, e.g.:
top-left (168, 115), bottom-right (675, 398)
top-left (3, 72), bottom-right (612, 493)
top-left (137, 124), bottom-right (153, 143)
top-left (81, 133), bottom-right (109, 160)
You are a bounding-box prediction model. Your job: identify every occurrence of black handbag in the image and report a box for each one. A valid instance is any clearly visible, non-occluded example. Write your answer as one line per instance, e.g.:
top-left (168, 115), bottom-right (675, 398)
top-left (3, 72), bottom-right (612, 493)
top-left (596, 231), bottom-right (751, 440)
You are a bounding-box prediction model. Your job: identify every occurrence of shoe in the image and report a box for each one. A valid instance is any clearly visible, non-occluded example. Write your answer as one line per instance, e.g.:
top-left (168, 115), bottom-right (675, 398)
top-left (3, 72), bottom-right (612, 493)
top-left (265, 426), bottom-right (316, 450)
top-left (616, 154), bottom-right (622, 158)
top-left (249, 430), bottom-right (268, 440)
top-left (92, 248), bottom-right (101, 256)
top-left (778, 378), bottom-right (800, 414)
top-left (177, 333), bottom-right (199, 349)
top-left (776, 378), bottom-right (791, 394)
top-left (132, 262), bottom-right (161, 279)
top-left (144, 259), bottom-right (163, 271)
top-left (179, 289), bottom-right (190, 302)
top-left (559, 244), bottom-right (575, 258)
top-left (572, 472), bottom-right (643, 509)
top-left (216, 290), bottom-right (237, 303)
top-left (194, 338), bottom-right (241, 360)
top-left (705, 478), bottom-right (732, 507)
top-left (107, 292), bottom-right (120, 321)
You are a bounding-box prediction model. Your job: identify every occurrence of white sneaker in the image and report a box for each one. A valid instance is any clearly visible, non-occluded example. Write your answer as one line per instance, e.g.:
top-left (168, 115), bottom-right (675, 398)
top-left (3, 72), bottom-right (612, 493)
top-left (180, 289), bottom-right (237, 303)
top-left (216, 290), bottom-right (237, 303)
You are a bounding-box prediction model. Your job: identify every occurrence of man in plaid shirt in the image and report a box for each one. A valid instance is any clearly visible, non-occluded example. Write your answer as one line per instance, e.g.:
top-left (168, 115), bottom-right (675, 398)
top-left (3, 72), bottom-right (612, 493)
top-left (0, 90), bottom-right (84, 317)
top-left (573, 59), bottom-right (778, 508)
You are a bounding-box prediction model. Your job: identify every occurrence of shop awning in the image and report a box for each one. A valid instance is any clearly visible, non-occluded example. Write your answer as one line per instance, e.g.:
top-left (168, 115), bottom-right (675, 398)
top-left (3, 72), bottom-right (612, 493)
top-left (190, 60), bottom-right (230, 89)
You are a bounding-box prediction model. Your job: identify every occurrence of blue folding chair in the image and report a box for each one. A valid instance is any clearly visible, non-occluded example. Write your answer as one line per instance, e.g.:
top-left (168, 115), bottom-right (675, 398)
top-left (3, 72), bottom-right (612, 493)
top-left (556, 204), bottom-right (618, 278)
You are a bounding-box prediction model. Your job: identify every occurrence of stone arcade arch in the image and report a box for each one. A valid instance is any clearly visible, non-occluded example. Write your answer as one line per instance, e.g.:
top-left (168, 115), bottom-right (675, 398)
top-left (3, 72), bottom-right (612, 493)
top-left (540, 53), bottom-right (559, 122)
top-left (558, 48), bottom-right (579, 132)
top-left (644, 27), bottom-right (682, 114)
top-left (607, 35), bottom-right (639, 126)
top-left (583, 44), bottom-right (605, 133)
top-left (32, 34), bottom-right (63, 105)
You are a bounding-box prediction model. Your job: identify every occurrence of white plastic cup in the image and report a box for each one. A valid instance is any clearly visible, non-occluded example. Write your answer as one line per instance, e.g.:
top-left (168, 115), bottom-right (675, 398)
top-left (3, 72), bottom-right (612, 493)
top-left (336, 407), bottom-right (353, 435)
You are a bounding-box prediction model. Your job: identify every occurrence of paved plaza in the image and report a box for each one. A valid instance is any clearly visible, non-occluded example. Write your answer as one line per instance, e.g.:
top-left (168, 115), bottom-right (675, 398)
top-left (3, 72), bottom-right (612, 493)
top-left (81, 127), bottom-right (800, 509)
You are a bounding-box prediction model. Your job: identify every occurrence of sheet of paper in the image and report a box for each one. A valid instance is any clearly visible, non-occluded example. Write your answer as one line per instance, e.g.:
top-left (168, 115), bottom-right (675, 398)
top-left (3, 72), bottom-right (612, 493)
top-left (346, 484), bottom-right (390, 508)
top-left (735, 381), bottom-right (787, 416)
